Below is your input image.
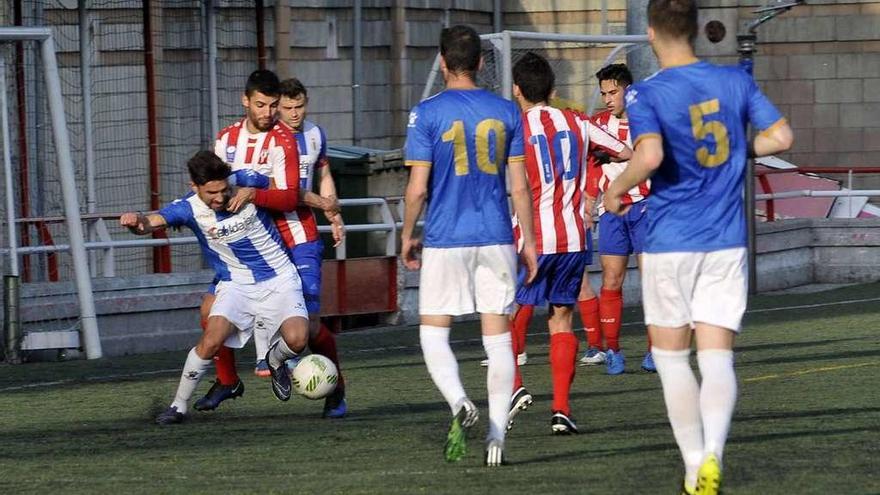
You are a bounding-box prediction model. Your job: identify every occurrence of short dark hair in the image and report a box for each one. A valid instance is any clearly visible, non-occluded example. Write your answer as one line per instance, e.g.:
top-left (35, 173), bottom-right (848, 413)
top-left (187, 150), bottom-right (231, 185)
top-left (513, 52), bottom-right (554, 104)
top-left (279, 78), bottom-right (308, 99)
top-left (647, 0), bottom-right (698, 43)
top-left (596, 63), bottom-right (634, 87)
top-left (245, 69), bottom-right (280, 97)
top-left (440, 25), bottom-right (481, 76)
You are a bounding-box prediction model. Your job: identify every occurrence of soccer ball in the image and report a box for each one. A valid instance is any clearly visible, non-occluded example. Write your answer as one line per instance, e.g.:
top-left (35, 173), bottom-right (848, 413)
top-left (291, 354), bottom-right (338, 400)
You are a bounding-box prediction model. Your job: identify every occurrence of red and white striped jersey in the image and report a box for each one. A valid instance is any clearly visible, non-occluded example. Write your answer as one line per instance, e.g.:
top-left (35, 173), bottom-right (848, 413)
top-left (590, 109), bottom-right (650, 214)
top-left (518, 105), bottom-right (627, 254)
top-left (214, 119), bottom-right (310, 248)
top-left (278, 119), bottom-right (331, 246)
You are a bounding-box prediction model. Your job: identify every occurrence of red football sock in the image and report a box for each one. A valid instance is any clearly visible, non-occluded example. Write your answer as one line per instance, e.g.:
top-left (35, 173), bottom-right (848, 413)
top-left (203, 317), bottom-right (239, 385)
top-left (600, 288), bottom-right (623, 352)
top-left (578, 297), bottom-right (601, 349)
top-left (511, 305), bottom-right (533, 356)
top-left (550, 332), bottom-right (578, 416)
top-left (310, 322), bottom-right (345, 393)
top-left (214, 347), bottom-right (239, 385)
top-left (647, 332), bottom-right (653, 351)
top-left (511, 305), bottom-right (533, 391)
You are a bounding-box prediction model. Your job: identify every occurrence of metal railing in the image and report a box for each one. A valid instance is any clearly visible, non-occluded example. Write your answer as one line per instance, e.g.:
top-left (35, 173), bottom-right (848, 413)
top-left (755, 167), bottom-right (880, 221)
top-left (2, 198), bottom-right (403, 274)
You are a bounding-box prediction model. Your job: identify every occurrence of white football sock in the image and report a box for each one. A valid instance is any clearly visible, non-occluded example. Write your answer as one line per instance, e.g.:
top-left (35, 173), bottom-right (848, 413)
top-left (267, 337), bottom-right (298, 369)
top-left (419, 325), bottom-right (467, 414)
top-left (253, 321), bottom-right (271, 364)
top-left (697, 349), bottom-right (737, 465)
top-left (653, 347), bottom-right (704, 487)
top-left (483, 332), bottom-right (515, 444)
top-left (170, 347), bottom-right (213, 414)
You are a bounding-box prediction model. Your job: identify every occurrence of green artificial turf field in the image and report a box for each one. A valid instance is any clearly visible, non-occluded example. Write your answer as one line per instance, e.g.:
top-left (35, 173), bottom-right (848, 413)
top-left (1, 283), bottom-right (878, 494)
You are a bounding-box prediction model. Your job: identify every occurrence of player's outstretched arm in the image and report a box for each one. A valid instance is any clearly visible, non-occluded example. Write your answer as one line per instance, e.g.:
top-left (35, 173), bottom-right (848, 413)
top-left (401, 165), bottom-right (428, 270)
top-left (751, 120), bottom-right (794, 158)
top-left (119, 212), bottom-right (167, 236)
top-left (508, 159), bottom-right (538, 284)
top-left (604, 136), bottom-right (663, 215)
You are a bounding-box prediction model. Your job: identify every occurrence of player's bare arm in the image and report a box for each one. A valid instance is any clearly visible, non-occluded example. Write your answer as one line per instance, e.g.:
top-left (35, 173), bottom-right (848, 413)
top-left (317, 162), bottom-right (345, 247)
top-left (613, 146), bottom-right (633, 162)
top-left (508, 158), bottom-right (538, 284)
top-left (300, 189), bottom-right (340, 215)
top-left (584, 193), bottom-right (597, 231)
top-left (401, 164), bottom-right (429, 270)
top-left (604, 135), bottom-right (663, 215)
top-left (751, 118), bottom-right (794, 158)
top-left (119, 212), bottom-right (167, 235)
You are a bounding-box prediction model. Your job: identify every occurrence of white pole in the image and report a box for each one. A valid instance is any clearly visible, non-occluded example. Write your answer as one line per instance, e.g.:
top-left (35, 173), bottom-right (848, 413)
top-left (0, 61), bottom-right (19, 277)
top-left (420, 53), bottom-right (441, 101)
top-left (41, 35), bottom-right (102, 359)
top-left (501, 30), bottom-right (512, 100)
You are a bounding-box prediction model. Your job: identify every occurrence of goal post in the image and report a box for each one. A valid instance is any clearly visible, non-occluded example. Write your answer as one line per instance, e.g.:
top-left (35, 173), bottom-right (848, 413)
top-left (422, 30), bottom-right (651, 112)
top-left (0, 27), bottom-right (101, 360)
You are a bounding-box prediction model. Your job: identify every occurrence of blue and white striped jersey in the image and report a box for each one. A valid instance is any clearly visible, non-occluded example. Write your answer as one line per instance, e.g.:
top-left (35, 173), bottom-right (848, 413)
top-left (159, 194), bottom-right (294, 283)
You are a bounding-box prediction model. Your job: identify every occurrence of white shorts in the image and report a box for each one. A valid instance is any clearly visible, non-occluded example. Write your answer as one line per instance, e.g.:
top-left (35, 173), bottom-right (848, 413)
top-left (419, 244), bottom-right (517, 316)
top-left (641, 247), bottom-right (747, 332)
top-left (210, 267), bottom-right (309, 348)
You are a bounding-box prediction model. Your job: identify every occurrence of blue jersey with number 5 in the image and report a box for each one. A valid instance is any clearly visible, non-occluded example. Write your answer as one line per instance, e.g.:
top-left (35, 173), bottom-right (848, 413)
top-left (626, 61), bottom-right (784, 253)
top-left (405, 89), bottom-right (525, 248)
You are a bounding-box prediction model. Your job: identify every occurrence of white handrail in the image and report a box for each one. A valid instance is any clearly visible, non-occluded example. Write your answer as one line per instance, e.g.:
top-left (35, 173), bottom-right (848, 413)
top-left (1, 198), bottom-right (400, 261)
top-left (756, 190), bottom-right (880, 200)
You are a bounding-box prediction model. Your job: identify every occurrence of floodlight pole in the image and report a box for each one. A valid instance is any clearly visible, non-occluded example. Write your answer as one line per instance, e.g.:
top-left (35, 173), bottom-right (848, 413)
top-left (738, 0), bottom-right (804, 295)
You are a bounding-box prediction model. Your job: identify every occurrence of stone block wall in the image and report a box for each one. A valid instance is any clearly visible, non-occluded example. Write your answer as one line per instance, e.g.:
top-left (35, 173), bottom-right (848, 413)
top-left (696, 1), bottom-right (880, 189)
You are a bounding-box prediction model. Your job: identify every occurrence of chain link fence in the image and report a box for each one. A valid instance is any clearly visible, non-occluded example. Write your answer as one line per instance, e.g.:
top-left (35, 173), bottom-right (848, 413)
top-left (1, 1), bottom-right (264, 283)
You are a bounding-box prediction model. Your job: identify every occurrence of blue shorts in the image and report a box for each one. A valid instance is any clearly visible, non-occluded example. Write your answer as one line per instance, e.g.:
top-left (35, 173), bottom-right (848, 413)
top-left (598, 201), bottom-right (648, 256)
top-left (291, 239), bottom-right (323, 314)
top-left (515, 251), bottom-right (589, 306)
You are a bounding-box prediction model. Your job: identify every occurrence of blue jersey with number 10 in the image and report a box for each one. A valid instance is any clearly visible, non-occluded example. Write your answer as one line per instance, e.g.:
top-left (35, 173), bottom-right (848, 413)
top-left (626, 61), bottom-right (784, 253)
top-left (405, 89), bottom-right (525, 248)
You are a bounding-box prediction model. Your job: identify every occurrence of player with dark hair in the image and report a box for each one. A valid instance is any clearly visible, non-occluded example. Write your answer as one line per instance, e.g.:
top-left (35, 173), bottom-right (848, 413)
top-left (272, 77), bottom-right (349, 418)
top-left (581, 62), bottom-right (656, 374)
top-left (506, 52), bottom-right (630, 435)
top-left (121, 151), bottom-right (310, 424)
top-left (401, 24), bottom-right (537, 467)
top-left (604, 0), bottom-right (793, 492)
top-left (192, 69), bottom-right (304, 412)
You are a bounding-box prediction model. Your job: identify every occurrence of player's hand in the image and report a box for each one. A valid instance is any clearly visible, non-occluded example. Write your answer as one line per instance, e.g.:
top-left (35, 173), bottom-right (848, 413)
top-left (591, 150), bottom-right (612, 164)
top-left (328, 213), bottom-right (346, 248)
top-left (603, 192), bottom-right (630, 216)
top-left (584, 211), bottom-right (595, 231)
top-left (520, 243), bottom-right (538, 285)
top-left (227, 187), bottom-right (256, 213)
top-left (322, 195), bottom-right (341, 215)
top-left (120, 212), bottom-right (147, 234)
top-left (401, 235), bottom-right (422, 270)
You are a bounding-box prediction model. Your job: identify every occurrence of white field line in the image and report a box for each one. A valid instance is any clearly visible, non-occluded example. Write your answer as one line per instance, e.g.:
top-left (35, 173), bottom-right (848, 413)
top-left (2, 296), bottom-right (878, 393)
